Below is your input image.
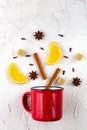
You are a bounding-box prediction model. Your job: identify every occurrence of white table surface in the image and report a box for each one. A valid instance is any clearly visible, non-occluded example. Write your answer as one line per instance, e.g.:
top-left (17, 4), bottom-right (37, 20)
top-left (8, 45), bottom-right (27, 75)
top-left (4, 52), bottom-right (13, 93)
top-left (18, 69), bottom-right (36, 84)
top-left (0, 0), bottom-right (87, 130)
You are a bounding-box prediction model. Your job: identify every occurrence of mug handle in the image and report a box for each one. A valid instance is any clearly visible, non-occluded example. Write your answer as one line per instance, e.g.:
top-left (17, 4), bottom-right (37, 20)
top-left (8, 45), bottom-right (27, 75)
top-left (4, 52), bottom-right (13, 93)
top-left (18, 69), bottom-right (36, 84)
top-left (22, 92), bottom-right (32, 112)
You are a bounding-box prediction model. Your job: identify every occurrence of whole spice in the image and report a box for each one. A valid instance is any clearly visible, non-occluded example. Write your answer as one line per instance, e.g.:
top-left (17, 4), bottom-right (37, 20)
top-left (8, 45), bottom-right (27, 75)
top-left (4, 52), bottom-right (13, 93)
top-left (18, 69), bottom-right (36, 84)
top-left (34, 31), bottom-right (44, 40)
top-left (29, 64), bottom-right (33, 66)
top-left (58, 34), bottom-right (64, 37)
top-left (72, 77), bottom-right (81, 86)
top-left (13, 56), bottom-right (18, 59)
top-left (69, 48), bottom-right (72, 52)
top-left (72, 68), bottom-right (75, 72)
top-left (63, 56), bottom-right (69, 58)
top-left (29, 71), bottom-right (38, 80)
top-left (46, 68), bottom-right (61, 89)
top-left (21, 38), bottom-right (26, 40)
top-left (40, 47), bottom-right (44, 50)
top-left (25, 55), bottom-right (31, 57)
top-left (62, 70), bottom-right (65, 75)
top-left (33, 53), bottom-right (47, 80)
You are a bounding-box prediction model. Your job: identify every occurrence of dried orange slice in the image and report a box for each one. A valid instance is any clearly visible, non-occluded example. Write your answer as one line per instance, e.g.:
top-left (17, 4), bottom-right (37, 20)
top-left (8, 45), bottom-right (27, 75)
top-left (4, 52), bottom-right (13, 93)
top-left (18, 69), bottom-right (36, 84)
top-left (8, 63), bottom-right (29, 84)
top-left (46, 42), bottom-right (62, 64)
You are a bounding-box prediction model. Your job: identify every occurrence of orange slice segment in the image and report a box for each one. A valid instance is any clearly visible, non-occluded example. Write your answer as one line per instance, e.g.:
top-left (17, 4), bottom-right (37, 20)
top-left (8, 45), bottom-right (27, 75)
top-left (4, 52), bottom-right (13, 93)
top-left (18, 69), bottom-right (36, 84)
top-left (46, 42), bottom-right (62, 64)
top-left (8, 63), bottom-right (29, 84)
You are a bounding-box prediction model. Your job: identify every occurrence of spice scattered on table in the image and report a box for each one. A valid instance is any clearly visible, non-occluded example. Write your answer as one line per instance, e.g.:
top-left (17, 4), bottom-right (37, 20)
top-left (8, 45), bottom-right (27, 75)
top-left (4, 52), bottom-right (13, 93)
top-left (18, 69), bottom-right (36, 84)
top-left (46, 68), bottom-right (61, 89)
top-left (72, 68), bottom-right (75, 72)
top-left (29, 64), bottom-right (33, 66)
top-left (62, 70), bottom-right (65, 75)
top-left (63, 56), bottom-right (69, 58)
top-left (25, 55), bottom-right (31, 57)
top-left (72, 77), bottom-right (81, 86)
top-left (13, 56), bottom-right (18, 59)
top-left (33, 53), bottom-right (47, 80)
top-left (34, 31), bottom-right (44, 40)
top-left (21, 38), bottom-right (26, 40)
top-left (69, 48), bottom-right (72, 52)
top-left (29, 71), bottom-right (38, 80)
top-left (75, 53), bottom-right (83, 61)
top-left (58, 34), bottom-right (64, 37)
top-left (40, 47), bottom-right (44, 50)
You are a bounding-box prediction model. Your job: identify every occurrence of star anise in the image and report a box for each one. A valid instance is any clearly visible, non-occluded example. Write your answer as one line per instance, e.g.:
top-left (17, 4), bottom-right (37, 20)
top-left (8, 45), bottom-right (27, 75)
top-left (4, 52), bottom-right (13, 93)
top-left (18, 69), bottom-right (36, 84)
top-left (29, 71), bottom-right (38, 80)
top-left (72, 77), bottom-right (81, 86)
top-left (34, 31), bottom-right (44, 40)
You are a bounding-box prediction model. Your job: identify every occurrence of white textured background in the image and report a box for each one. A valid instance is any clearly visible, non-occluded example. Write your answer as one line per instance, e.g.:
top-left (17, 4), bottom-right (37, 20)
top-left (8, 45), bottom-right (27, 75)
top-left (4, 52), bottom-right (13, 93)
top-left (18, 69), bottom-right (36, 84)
top-left (0, 0), bottom-right (87, 130)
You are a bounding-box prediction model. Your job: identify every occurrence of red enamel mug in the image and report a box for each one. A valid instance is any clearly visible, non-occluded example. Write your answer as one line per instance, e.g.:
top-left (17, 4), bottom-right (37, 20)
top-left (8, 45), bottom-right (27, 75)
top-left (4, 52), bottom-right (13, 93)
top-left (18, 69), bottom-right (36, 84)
top-left (22, 86), bottom-right (64, 121)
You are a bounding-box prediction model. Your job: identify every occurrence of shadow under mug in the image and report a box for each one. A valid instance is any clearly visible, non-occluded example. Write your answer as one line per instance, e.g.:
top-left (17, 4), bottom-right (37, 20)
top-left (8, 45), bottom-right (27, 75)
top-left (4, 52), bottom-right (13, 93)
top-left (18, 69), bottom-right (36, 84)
top-left (22, 86), bottom-right (64, 122)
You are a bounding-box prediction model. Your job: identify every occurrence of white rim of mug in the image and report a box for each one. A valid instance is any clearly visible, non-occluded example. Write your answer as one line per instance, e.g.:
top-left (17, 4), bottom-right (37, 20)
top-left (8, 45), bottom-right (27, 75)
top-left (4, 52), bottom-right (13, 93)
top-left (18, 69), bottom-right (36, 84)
top-left (31, 86), bottom-right (64, 91)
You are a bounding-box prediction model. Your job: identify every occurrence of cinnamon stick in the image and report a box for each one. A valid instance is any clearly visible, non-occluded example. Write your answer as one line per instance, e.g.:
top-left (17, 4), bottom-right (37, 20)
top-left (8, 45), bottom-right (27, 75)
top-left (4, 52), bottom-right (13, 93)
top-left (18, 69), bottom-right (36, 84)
top-left (33, 53), bottom-right (47, 80)
top-left (45, 68), bottom-right (61, 89)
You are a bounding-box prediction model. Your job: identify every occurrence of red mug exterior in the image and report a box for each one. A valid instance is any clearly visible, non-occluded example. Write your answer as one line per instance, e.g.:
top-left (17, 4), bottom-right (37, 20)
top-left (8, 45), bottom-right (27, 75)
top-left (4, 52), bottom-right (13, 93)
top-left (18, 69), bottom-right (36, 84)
top-left (22, 86), bottom-right (64, 121)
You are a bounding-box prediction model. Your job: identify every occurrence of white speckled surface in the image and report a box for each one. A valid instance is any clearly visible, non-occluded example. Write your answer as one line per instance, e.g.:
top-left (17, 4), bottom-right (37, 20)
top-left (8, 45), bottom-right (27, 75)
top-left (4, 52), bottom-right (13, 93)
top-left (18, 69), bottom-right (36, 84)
top-left (0, 0), bottom-right (87, 130)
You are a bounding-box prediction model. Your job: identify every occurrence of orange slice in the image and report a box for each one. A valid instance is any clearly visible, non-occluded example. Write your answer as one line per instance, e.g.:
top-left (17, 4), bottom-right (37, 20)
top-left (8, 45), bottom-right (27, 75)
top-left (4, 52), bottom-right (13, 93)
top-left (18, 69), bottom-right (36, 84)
top-left (46, 42), bottom-right (62, 64)
top-left (8, 63), bottom-right (29, 84)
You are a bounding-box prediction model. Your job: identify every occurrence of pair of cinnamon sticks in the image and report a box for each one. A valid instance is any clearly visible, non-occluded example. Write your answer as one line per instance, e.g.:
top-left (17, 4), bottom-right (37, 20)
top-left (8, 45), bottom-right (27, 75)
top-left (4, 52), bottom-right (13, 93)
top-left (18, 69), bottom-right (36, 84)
top-left (33, 53), bottom-right (61, 89)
